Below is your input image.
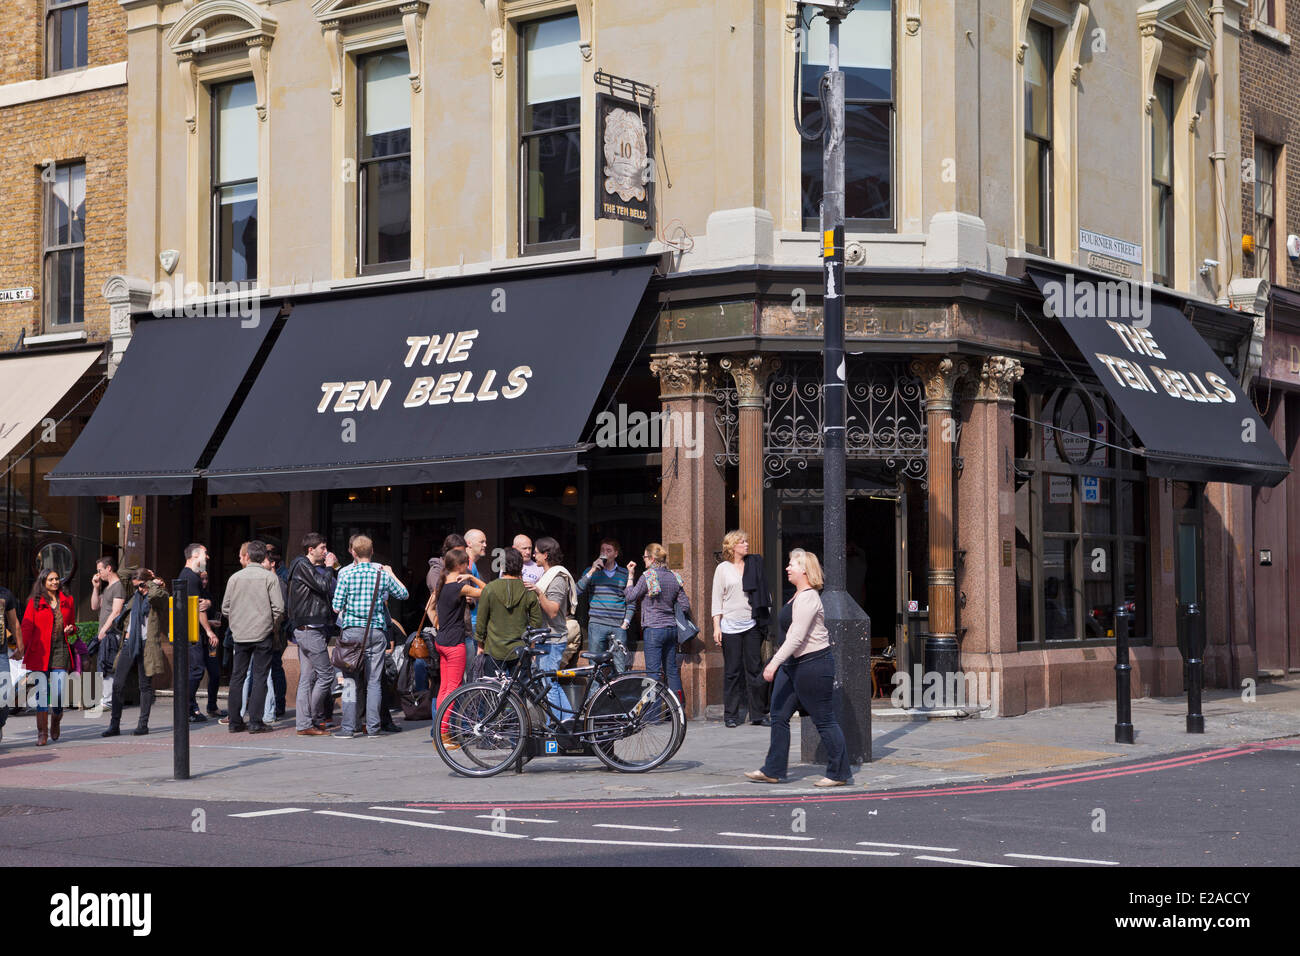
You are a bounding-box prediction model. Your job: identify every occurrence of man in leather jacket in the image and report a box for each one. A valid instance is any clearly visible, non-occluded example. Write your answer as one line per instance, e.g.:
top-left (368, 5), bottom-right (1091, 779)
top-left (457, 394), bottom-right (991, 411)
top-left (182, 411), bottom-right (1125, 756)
top-left (287, 533), bottom-right (338, 736)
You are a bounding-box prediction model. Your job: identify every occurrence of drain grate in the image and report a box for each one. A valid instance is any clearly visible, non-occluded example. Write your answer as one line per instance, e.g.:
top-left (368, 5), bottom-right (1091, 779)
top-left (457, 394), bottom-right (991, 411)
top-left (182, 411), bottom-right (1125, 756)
top-left (0, 804), bottom-right (71, 818)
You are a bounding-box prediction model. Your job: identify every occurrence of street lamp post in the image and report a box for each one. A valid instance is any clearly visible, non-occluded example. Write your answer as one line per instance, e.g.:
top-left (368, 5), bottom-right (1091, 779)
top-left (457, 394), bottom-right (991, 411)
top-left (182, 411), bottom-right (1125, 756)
top-left (799, 1), bottom-right (872, 765)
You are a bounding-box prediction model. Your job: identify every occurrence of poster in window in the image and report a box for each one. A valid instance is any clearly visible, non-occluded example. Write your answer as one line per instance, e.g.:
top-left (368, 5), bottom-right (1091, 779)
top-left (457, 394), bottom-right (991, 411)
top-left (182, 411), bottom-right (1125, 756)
top-left (595, 92), bottom-right (654, 229)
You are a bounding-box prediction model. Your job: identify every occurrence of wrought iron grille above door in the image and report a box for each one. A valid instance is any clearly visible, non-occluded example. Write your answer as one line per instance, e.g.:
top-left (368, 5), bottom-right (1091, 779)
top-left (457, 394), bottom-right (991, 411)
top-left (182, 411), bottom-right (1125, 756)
top-left (714, 358), bottom-right (932, 486)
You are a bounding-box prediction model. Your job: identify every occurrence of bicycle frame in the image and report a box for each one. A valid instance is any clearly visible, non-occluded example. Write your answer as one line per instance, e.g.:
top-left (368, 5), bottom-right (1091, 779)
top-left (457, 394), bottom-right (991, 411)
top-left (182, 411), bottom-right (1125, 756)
top-left (473, 631), bottom-right (667, 753)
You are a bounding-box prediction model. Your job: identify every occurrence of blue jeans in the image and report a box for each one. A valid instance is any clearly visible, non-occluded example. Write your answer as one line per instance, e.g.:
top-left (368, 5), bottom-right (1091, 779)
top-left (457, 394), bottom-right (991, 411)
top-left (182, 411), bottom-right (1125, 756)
top-left (642, 627), bottom-right (680, 694)
top-left (340, 627), bottom-right (388, 735)
top-left (241, 667), bottom-right (276, 724)
top-left (536, 640), bottom-right (576, 724)
top-left (587, 621), bottom-right (630, 673)
top-left (34, 669), bottom-right (69, 715)
top-left (761, 648), bottom-right (850, 782)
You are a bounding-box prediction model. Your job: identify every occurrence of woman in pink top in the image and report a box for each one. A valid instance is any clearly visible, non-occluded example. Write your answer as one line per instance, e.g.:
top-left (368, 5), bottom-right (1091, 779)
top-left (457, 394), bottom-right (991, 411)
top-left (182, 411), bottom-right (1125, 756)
top-left (745, 549), bottom-right (851, 787)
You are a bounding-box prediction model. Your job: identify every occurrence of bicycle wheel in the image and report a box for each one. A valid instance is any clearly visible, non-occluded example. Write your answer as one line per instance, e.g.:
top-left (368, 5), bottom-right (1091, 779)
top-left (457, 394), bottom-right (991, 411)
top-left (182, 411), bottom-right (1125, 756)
top-left (434, 683), bottom-right (527, 777)
top-left (610, 670), bottom-right (688, 759)
top-left (585, 674), bottom-right (684, 772)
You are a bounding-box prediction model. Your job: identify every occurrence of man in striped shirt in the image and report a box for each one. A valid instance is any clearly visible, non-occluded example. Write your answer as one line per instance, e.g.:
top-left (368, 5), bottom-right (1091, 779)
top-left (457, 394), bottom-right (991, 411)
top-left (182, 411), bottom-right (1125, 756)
top-left (331, 535), bottom-right (409, 738)
top-left (577, 538), bottom-right (632, 673)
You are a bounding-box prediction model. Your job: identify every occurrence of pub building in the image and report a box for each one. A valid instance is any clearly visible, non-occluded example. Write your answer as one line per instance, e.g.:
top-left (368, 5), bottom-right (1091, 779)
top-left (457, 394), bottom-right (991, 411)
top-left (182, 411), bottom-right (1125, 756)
top-left (48, 254), bottom-right (1289, 719)
top-left (50, 0), bottom-right (1292, 722)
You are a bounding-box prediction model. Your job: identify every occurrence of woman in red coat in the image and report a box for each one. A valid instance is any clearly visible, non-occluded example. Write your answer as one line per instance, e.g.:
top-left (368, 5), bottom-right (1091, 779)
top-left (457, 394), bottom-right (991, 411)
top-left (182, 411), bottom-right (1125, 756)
top-left (21, 569), bottom-right (78, 746)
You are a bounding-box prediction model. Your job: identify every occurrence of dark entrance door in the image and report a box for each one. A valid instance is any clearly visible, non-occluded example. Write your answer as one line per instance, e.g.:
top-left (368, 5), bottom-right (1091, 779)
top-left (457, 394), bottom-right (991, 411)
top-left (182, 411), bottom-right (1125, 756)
top-left (1172, 482), bottom-right (1205, 687)
top-left (769, 487), bottom-right (905, 671)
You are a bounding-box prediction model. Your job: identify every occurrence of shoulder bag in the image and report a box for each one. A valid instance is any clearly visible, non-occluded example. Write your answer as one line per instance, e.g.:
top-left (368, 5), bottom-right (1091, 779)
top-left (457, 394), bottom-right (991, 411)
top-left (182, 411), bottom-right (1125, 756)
top-left (330, 571), bottom-right (382, 676)
top-left (672, 572), bottom-right (700, 646)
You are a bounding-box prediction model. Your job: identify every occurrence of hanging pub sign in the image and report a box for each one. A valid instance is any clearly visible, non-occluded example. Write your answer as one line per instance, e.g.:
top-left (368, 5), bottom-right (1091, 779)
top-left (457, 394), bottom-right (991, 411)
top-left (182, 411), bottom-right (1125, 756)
top-left (595, 76), bottom-right (654, 229)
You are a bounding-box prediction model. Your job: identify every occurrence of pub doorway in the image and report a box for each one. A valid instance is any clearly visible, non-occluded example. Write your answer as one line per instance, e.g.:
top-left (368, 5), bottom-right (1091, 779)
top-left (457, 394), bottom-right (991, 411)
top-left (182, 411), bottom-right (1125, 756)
top-left (766, 476), bottom-right (920, 689)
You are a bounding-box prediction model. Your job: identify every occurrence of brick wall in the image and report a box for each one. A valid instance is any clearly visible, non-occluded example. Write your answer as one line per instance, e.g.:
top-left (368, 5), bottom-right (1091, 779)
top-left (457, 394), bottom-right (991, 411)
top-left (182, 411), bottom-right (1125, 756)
top-left (1240, 3), bottom-right (1300, 290)
top-left (0, 0), bottom-right (128, 348)
top-left (0, 0), bottom-right (126, 85)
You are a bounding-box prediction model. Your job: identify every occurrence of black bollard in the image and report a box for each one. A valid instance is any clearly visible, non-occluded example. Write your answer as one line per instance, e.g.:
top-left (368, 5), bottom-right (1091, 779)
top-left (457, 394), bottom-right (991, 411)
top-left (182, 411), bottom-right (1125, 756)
top-left (1182, 602), bottom-right (1205, 734)
top-left (1113, 604), bottom-right (1134, 744)
top-left (172, 577), bottom-right (190, 780)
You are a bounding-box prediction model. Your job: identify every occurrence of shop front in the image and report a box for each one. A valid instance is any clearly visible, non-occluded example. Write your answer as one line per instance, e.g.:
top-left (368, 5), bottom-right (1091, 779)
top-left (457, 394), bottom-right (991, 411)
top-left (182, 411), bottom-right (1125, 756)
top-left (48, 259), bottom-right (664, 703)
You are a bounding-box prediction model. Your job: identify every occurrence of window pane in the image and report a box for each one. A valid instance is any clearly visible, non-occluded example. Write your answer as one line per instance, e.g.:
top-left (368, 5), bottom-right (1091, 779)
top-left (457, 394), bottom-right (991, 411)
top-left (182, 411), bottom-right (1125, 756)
top-left (1151, 78), bottom-right (1173, 182)
top-left (363, 158), bottom-right (412, 266)
top-left (1024, 22), bottom-right (1051, 139)
top-left (1083, 477), bottom-right (1113, 533)
top-left (217, 182), bottom-right (258, 283)
top-left (1043, 539), bottom-right (1075, 641)
top-left (48, 166), bottom-right (71, 246)
top-left (362, 50), bottom-right (411, 144)
top-left (1122, 542), bottom-right (1147, 638)
top-left (1016, 478), bottom-right (1035, 643)
top-left (1024, 138), bottom-right (1044, 250)
top-left (69, 163), bottom-right (85, 245)
top-left (802, 0), bottom-right (892, 100)
top-left (1083, 538), bottom-right (1113, 638)
top-left (75, 4), bottom-right (88, 68)
top-left (802, 102), bottom-right (892, 222)
top-left (1043, 475), bottom-right (1073, 531)
top-left (524, 15), bottom-right (580, 107)
top-left (216, 80), bottom-right (259, 184)
top-left (1152, 185), bottom-right (1171, 281)
top-left (523, 97), bottom-right (580, 136)
top-left (1121, 480), bottom-right (1146, 536)
top-left (524, 129), bottom-right (581, 245)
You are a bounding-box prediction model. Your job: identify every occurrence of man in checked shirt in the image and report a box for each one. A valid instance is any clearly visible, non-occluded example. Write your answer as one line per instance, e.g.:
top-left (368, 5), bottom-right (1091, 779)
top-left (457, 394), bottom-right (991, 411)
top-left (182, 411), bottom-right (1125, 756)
top-left (331, 535), bottom-right (409, 738)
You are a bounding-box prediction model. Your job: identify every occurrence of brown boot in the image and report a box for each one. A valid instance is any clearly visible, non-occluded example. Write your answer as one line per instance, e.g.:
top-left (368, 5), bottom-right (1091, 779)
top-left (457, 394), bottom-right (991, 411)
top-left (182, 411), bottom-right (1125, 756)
top-left (50, 711), bottom-right (62, 741)
top-left (36, 713), bottom-right (48, 746)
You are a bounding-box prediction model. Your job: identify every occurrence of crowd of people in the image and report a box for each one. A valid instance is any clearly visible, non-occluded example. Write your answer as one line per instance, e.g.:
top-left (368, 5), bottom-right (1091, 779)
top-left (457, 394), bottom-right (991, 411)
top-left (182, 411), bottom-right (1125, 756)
top-left (0, 525), bottom-right (852, 786)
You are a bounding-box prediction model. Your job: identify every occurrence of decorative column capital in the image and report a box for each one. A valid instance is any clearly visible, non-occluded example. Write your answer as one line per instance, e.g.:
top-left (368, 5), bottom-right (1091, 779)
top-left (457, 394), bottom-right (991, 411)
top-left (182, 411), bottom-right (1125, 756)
top-left (102, 275), bottom-right (154, 379)
top-left (970, 355), bottom-right (1024, 404)
top-left (910, 355), bottom-right (970, 411)
top-left (650, 351), bottom-right (712, 400)
top-left (720, 354), bottom-right (781, 408)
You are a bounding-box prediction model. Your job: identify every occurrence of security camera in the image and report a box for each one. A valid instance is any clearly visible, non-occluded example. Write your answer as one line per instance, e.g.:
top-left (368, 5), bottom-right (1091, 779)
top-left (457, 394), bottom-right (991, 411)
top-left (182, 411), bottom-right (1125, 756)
top-left (799, 0), bottom-right (859, 14)
top-left (1202, 258), bottom-right (1220, 269)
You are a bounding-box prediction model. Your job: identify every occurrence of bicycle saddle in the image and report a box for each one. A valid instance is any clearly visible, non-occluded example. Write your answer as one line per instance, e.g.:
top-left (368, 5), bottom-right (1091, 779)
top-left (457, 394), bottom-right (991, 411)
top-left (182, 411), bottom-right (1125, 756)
top-left (580, 651), bottom-right (613, 664)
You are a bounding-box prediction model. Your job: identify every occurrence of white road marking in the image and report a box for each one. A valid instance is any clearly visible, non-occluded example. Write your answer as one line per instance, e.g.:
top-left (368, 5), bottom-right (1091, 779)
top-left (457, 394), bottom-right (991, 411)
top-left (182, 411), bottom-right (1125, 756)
top-left (858, 841), bottom-right (958, 852)
top-left (369, 806), bottom-right (444, 816)
top-left (535, 837), bottom-right (897, 857)
top-left (914, 855), bottom-right (1011, 867)
top-left (591, 823), bottom-right (682, 833)
top-left (315, 810), bottom-right (527, 839)
top-left (1004, 853), bottom-right (1120, 865)
top-left (717, 832), bottom-right (814, 842)
top-left (229, 808), bottom-right (311, 818)
top-left (475, 815), bottom-right (557, 824)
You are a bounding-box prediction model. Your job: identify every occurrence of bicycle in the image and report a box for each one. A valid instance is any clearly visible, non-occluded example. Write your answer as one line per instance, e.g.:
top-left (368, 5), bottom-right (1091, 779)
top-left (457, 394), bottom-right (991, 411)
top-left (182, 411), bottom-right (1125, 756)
top-left (433, 628), bottom-right (686, 777)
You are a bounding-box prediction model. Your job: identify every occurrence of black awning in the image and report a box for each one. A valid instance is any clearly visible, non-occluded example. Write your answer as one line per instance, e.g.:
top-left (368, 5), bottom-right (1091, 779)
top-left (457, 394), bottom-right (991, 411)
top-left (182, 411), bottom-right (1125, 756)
top-left (48, 314), bottom-right (277, 496)
top-left (203, 264), bottom-right (654, 492)
top-left (1026, 268), bottom-right (1289, 487)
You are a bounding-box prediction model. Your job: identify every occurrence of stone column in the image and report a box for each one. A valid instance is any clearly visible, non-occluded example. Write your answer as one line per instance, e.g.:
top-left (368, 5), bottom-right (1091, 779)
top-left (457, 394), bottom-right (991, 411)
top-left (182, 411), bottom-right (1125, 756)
top-left (719, 355), bottom-right (780, 555)
top-left (101, 275), bottom-right (153, 379)
top-left (910, 355), bottom-right (969, 702)
top-left (649, 351), bottom-right (724, 718)
top-left (956, 357), bottom-right (1023, 715)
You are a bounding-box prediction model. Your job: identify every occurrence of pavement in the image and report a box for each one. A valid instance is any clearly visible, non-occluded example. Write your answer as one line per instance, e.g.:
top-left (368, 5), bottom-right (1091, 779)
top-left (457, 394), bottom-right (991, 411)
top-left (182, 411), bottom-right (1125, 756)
top-left (0, 677), bottom-right (1296, 804)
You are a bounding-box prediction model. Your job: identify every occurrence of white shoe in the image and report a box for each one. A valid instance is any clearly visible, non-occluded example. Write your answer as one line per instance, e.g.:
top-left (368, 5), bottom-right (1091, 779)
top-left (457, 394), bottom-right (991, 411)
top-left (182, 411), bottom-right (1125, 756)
top-left (85, 705), bottom-right (104, 719)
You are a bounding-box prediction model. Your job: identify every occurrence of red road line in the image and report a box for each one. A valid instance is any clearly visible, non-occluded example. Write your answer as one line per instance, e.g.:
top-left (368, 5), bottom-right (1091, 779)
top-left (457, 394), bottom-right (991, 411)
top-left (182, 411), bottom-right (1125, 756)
top-left (410, 736), bottom-right (1296, 811)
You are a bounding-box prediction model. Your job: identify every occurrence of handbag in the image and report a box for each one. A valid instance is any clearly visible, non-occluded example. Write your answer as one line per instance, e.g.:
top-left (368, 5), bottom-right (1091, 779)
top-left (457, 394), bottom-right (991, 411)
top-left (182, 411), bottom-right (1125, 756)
top-left (675, 604), bottom-right (700, 646)
top-left (330, 571), bottom-right (383, 676)
top-left (408, 630), bottom-right (430, 660)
